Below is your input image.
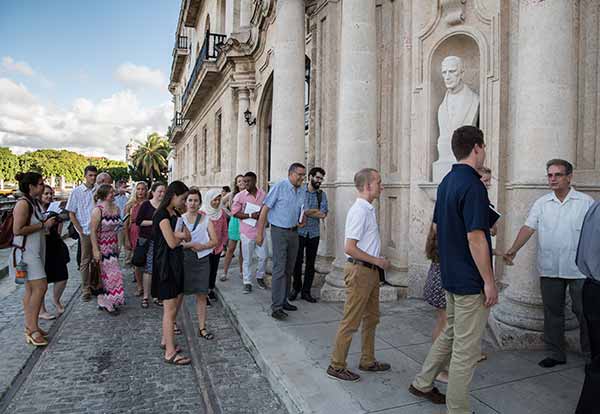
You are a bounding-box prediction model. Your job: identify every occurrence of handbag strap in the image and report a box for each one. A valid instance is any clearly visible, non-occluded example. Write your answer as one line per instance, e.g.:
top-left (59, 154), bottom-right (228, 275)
top-left (192, 214), bottom-right (202, 232)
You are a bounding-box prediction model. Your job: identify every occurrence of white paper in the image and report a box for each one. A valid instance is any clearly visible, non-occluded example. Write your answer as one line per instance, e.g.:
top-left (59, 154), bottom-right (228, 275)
top-left (242, 202), bottom-right (261, 227)
top-left (175, 217), bottom-right (184, 233)
top-left (298, 204), bottom-right (304, 224)
top-left (47, 201), bottom-right (62, 214)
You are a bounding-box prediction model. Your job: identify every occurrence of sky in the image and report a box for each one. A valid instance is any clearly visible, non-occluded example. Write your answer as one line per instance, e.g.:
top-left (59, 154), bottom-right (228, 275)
top-left (0, 0), bottom-right (181, 160)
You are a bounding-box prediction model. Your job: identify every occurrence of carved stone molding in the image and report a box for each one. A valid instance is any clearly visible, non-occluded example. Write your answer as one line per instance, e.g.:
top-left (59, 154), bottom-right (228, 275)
top-left (442, 0), bottom-right (467, 25)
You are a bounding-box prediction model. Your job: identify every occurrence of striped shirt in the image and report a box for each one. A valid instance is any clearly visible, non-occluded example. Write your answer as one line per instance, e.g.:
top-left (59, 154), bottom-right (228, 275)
top-left (298, 184), bottom-right (328, 239)
top-left (65, 183), bottom-right (96, 235)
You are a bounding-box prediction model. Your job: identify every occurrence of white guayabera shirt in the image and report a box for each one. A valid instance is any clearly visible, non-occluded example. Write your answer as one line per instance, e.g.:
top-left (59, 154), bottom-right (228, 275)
top-left (65, 184), bottom-right (96, 235)
top-left (525, 188), bottom-right (594, 279)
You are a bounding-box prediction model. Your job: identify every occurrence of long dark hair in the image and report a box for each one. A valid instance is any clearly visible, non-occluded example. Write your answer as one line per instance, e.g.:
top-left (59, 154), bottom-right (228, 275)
top-left (232, 174), bottom-right (244, 197)
top-left (425, 223), bottom-right (439, 263)
top-left (156, 181), bottom-right (189, 216)
top-left (16, 172), bottom-right (43, 197)
top-left (149, 182), bottom-right (166, 200)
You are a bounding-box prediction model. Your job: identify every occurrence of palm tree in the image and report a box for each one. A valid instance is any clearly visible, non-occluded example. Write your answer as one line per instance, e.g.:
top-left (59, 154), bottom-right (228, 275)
top-left (131, 133), bottom-right (171, 182)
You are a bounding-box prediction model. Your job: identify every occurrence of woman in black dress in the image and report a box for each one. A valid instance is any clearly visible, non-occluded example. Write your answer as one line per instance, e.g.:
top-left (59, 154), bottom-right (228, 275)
top-left (39, 185), bottom-right (69, 319)
top-left (152, 181), bottom-right (192, 365)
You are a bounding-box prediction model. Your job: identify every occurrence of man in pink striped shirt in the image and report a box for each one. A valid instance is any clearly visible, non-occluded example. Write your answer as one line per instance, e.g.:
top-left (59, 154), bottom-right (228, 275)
top-left (231, 171), bottom-right (267, 293)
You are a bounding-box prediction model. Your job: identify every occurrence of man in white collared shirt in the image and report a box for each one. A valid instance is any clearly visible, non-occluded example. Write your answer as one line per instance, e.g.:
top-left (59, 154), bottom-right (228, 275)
top-left (505, 159), bottom-right (594, 368)
top-left (327, 168), bottom-right (391, 382)
top-left (66, 165), bottom-right (98, 301)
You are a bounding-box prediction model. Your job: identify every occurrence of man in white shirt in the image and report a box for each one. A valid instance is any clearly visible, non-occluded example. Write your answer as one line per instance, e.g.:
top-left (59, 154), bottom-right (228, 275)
top-left (505, 159), bottom-right (594, 368)
top-left (326, 168), bottom-right (391, 382)
top-left (66, 165), bottom-right (98, 301)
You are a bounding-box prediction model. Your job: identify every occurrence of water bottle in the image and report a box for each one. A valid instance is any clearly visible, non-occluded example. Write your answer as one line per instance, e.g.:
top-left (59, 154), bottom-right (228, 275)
top-left (15, 260), bottom-right (27, 285)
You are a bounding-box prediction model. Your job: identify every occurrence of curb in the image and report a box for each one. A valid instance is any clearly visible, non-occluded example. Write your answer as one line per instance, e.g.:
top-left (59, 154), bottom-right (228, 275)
top-left (215, 288), bottom-right (303, 414)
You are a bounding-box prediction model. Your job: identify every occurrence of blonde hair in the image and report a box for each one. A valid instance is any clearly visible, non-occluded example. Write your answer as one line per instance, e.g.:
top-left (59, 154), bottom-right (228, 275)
top-left (125, 181), bottom-right (148, 210)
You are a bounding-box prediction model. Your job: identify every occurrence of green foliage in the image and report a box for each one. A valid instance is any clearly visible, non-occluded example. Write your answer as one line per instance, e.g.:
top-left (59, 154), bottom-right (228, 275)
top-left (1, 148), bottom-right (129, 184)
top-left (0, 147), bottom-right (19, 181)
top-left (131, 132), bottom-right (171, 182)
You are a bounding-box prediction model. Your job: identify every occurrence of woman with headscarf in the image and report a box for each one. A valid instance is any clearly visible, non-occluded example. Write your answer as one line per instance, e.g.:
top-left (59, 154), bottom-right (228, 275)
top-left (201, 189), bottom-right (229, 303)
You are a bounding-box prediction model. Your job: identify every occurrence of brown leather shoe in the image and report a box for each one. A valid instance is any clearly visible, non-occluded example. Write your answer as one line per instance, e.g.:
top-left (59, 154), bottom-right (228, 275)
top-left (408, 384), bottom-right (446, 404)
top-left (326, 365), bottom-right (360, 382)
top-left (359, 361), bottom-right (391, 372)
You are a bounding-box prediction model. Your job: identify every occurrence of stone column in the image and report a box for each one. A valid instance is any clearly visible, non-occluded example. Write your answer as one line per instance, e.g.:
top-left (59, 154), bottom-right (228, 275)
top-left (490, 0), bottom-right (579, 349)
top-left (236, 87), bottom-right (252, 174)
top-left (239, 0), bottom-right (253, 29)
top-left (270, 0), bottom-right (305, 181)
top-left (225, 0), bottom-right (235, 35)
top-left (320, 0), bottom-right (393, 301)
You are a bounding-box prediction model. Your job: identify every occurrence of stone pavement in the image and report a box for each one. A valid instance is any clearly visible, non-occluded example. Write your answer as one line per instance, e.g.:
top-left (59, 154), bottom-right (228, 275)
top-left (216, 269), bottom-right (586, 414)
top-left (0, 247), bottom-right (287, 414)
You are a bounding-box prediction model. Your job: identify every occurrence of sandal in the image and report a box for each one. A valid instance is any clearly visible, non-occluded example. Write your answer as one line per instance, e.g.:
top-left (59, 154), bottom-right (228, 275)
top-left (25, 327), bottom-right (48, 338)
top-left (160, 344), bottom-right (182, 353)
top-left (39, 312), bottom-right (56, 321)
top-left (25, 330), bottom-right (48, 347)
top-left (164, 353), bottom-right (191, 366)
top-left (198, 328), bottom-right (214, 340)
top-left (153, 298), bottom-right (163, 307)
top-left (141, 298), bottom-right (149, 308)
top-left (173, 324), bottom-right (182, 335)
top-left (219, 274), bottom-right (228, 282)
top-left (135, 288), bottom-right (143, 297)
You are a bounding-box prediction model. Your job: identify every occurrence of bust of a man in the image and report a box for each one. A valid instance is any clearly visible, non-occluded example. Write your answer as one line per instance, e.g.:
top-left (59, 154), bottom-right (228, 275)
top-left (432, 56), bottom-right (480, 182)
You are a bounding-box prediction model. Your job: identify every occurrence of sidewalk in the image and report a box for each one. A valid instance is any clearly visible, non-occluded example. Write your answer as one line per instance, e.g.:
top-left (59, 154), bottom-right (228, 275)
top-left (216, 269), bottom-right (585, 414)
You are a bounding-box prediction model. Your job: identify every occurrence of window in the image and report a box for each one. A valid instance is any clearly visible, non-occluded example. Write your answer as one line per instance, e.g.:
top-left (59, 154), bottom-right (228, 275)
top-left (193, 135), bottom-right (198, 175)
top-left (202, 126), bottom-right (208, 175)
top-left (215, 111), bottom-right (222, 172)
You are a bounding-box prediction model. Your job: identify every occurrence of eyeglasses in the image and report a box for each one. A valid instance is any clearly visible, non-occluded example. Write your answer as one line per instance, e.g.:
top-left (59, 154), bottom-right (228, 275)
top-left (547, 173), bottom-right (566, 179)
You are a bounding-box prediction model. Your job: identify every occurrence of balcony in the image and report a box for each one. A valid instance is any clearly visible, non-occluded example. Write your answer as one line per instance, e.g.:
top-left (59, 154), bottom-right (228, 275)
top-left (181, 32), bottom-right (227, 116)
top-left (170, 35), bottom-right (189, 83)
top-left (183, 0), bottom-right (202, 27)
top-left (171, 112), bottom-right (185, 143)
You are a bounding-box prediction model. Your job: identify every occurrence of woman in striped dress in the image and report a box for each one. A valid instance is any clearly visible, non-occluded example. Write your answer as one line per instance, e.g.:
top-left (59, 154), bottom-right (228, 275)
top-left (90, 184), bottom-right (125, 315)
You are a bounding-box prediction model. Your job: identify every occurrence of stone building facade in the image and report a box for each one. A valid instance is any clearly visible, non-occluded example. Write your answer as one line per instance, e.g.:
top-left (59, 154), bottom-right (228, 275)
top-left (168, 0), bottom-right (600, 350)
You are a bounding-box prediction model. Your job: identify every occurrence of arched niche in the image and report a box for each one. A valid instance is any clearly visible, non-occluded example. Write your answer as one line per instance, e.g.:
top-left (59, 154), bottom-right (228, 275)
top-left (429, 34), bottom-right (480, 178)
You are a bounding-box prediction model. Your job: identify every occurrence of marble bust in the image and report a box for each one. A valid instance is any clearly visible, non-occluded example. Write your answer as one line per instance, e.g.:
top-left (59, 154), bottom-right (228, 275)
top-left (432, 56), bottom-right (480, 182)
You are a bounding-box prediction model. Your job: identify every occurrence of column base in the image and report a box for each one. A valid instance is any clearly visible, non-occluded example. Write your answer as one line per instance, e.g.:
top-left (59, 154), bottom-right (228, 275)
top-left (320, 267), bottom-right (399, 302)
top-left (489, 314), bottom-right (583, 353)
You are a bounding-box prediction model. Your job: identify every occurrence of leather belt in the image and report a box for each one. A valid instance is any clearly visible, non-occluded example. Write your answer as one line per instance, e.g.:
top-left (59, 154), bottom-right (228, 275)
top-left (272, 224), bottom-right (298, 232)
top-left (347, 257), bottom-right (377, 270)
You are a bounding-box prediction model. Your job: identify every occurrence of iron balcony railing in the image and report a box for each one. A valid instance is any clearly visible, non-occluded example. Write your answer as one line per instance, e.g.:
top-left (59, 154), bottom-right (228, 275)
top-left (175, 35), bottom-right (189, 50)
top-left (174, 112), bottom-right (183, 127)
top-left (182, 32), bottom-right (226, 109)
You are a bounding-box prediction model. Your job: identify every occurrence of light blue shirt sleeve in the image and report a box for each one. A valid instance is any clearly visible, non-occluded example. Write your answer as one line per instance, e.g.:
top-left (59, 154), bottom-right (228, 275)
top-left (263, 181), bottom-right (281, 209)
top-left (320, 191), bottom-right (329, 214)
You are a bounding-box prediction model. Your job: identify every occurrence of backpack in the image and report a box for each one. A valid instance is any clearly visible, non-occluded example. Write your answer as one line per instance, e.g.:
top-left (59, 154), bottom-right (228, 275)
top-left (0, 198), bottom-right (34, 250)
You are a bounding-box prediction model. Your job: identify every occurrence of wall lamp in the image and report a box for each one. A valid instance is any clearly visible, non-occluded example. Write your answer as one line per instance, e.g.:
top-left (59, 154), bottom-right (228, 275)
top-left (244, 108), bottom-right (256, 126)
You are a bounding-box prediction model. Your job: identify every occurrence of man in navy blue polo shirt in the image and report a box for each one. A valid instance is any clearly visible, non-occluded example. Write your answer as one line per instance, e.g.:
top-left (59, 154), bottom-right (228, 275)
top-left (409, 126), bottom-right (498, 414)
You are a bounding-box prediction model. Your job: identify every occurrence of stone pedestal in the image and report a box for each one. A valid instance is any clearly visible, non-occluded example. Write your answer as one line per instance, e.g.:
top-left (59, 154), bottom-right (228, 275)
top-left (236, 88), bottom-right (251, 173)
top-left (270, 0), bottom-right (305, 181)
top-left (491, 0), bottom-right (580, 350)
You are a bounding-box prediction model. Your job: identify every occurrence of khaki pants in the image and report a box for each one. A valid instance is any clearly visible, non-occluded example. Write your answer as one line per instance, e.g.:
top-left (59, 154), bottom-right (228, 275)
top-left (79, 234), bottom-right (93, 295)
top-left (331, 263), bottom-right (380, 369)
top-left (413, 292), bottom-right (489, 414)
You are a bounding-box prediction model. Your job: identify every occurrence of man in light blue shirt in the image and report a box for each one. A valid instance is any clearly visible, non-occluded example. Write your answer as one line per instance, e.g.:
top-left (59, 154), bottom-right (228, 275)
top-left (257, 162), bottom-right (306, 320)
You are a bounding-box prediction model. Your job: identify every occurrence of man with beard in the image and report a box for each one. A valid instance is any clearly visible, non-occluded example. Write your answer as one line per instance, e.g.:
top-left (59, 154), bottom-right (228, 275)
top-left (290, 167), bottom-right (328, 303)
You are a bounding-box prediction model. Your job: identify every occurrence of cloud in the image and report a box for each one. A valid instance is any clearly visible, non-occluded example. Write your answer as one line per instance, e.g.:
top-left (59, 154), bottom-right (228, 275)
top-left (1, 56), bottom-right (54, 88)
top-left (2, 56), bottom-right (34, 77)
top-left (0, 77), bottom-right (172, 160)
top-left (115, 63), bottom-right (166, 90)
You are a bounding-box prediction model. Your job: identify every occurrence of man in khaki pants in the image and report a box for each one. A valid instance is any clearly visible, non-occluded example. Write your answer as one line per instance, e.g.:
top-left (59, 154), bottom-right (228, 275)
top-left (326, 168), bottom-right (391, 382)
top-left (409, 126), bottom-right (498, 413)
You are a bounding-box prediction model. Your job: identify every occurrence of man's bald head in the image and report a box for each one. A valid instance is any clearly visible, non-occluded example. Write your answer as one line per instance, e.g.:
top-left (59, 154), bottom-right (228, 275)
top-left (96, 172), bottom-right (113, 186)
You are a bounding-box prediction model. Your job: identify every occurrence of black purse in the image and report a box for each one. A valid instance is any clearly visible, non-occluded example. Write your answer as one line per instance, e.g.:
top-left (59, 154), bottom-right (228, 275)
top-left (131, 237), bottom-right (150, 267)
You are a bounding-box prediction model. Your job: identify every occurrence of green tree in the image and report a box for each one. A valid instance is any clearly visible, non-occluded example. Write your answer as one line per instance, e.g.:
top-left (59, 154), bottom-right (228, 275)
top-left (0, 147), bottom-right (19, 188)
top-left (131, 133), bottom-right (171, 182)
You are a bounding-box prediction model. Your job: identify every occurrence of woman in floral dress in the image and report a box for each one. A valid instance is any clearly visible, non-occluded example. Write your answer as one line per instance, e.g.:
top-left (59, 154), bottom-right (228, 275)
top-left (90, 184), bottom-right (125, 315)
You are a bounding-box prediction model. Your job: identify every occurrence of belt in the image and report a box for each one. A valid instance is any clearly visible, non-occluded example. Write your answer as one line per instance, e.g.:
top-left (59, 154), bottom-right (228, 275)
top-left (347, 257), bottom-right (377, 270)
top-left (272, 224), bottom-right (298, 232)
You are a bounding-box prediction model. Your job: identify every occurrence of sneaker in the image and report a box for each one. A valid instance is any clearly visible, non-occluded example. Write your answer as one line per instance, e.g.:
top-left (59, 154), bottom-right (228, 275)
top-left (257, 278), bottom-right (267, 290)
top-left (243, 284), bottom-right (252, 294)
top-left (283, 303), bottom-right (298, 311)
top-left (208, 290), bottom-right (217, 300)
top-left (326, 365), bottom-right (360, 382)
